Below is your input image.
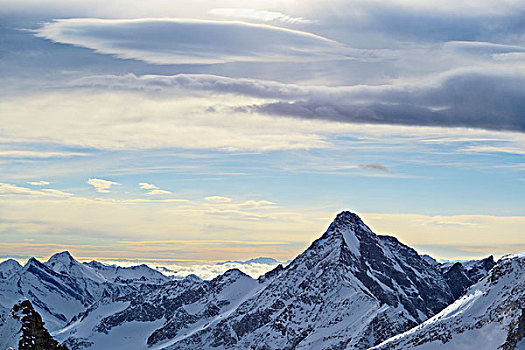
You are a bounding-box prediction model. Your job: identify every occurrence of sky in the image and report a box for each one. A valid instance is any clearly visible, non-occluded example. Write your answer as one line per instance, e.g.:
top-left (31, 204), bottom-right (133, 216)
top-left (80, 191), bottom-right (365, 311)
top-left (1, 0), bottom-right (524, 270)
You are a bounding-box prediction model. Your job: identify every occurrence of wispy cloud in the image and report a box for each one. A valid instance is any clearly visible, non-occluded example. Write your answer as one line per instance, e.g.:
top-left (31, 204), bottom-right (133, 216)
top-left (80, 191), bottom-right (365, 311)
top-left (27, 181), bottom-right (50, 186)
top-left (0, 183), bottom-right (72, 197)
top-left (205, 196), bottom-right (232, 203)
top-left (139, 182), bottom-right (171, 195)
top-left (87, 178), bottom-right (120, 193)
top-left (460, 145), bottom-right (525, 155)
top-left (0, 150), bottom-right (88, 158)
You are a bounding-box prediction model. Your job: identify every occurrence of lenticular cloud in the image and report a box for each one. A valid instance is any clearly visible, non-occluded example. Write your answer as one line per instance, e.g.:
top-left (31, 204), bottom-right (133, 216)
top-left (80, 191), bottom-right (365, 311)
top-left (35, 18), bottom-right (351, 65)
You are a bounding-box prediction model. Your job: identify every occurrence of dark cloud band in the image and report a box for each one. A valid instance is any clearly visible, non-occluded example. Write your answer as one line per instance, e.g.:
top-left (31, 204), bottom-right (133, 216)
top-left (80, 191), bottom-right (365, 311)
top-left (72, 69), bottom-right (525, 133)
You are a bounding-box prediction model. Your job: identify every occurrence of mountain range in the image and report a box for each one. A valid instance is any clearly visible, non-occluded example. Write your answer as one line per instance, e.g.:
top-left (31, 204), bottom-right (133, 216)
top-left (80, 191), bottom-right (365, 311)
top-left (0, 211), bottom-right (522, 349)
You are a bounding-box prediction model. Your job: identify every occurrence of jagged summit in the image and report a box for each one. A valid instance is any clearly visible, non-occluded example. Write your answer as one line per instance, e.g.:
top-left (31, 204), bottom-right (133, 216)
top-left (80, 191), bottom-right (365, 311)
top-left (326, 210), bottom-right (370, 233)
top-left (316, 210), bottom-right (377, 258)
top-left (24, 256), bottom-right (44, 268)
top-left (45, 252), bottom-right (78, 272)
top-left (47, 251), bottom-right (74, 263)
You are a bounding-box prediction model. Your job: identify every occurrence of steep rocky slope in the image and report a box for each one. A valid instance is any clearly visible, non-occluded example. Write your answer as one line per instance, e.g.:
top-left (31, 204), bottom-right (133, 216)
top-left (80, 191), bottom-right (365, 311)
top-left (374, 252), bottom-right (525, 350)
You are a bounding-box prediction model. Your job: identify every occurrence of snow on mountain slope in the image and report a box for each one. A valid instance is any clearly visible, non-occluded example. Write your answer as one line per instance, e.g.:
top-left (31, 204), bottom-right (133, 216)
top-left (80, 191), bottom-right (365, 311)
top-left (0, 257), bottom-right (98, 331)
top-left (374, 252), bottom-right (525, 350)
top-left (46, 252), bottom-right (106, 284)
top-left (55, 269), bottom-right (260, 350)
top-left (55, 211), bottom-right (460, 349)
top-left (43, 252), bottom-right (114, 307)
top-left (84, 260), bottom-right (170, 285)
top-left (0, 259), bottom-right (22, 280)
top-left (0, 252), bottom-right (170, 333)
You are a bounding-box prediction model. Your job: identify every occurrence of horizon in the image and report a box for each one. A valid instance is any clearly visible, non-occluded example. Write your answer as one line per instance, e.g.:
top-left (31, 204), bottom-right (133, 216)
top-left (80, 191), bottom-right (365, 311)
top-left (0, 210), bottom-right (505, 280)
top-left (1, 0), bottom-right (525, 265)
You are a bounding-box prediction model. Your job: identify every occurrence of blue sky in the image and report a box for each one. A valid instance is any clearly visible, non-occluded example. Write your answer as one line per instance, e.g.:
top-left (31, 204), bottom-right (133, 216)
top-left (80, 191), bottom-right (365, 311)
top-left (1, 0), bottom-right (524, 265)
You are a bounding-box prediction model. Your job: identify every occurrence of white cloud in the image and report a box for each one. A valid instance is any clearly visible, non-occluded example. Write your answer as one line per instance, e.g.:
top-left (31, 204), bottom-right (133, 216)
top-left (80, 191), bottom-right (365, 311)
top-left (87, 178), bottom-right (120, 193)
top-left (139, 182), bottom-right (158, 190)
top-left (35, 18), bottom-right (350, 65)
top-left (460, 146), bottom-right (525, 155)
top-left (0, 183), bottom-right (72, 197)
top-left (208, 8), bottom-right (312, 24)
top-left (235, 200), bottom-right (277, 209)
top-left (27, 181), bottom-right (50, 186)
top-left (147, 189), bottom-right (171, 195)
top-left (139, 182), bottom-right (171, 195)
top-left (0, 150), bottom-right (88, 158)
top-left (40, 188), bottom-right (74, 197)
top-left (154, 261), bottom-right (280, 280)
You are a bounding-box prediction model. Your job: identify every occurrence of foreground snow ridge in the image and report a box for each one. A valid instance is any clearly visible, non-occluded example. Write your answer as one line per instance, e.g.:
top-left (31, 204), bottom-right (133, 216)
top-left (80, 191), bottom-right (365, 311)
top-left (0, 211), bottom-right (521, 349)
top-left (375, 251), bottom-right (525, 350)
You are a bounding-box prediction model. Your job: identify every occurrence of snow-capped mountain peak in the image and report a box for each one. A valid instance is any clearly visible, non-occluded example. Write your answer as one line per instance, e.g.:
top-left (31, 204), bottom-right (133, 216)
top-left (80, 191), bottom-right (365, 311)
top-left (0, 259), bottom-right (22, 280)
top-left (47, 251), bottom-right (75, 264)
top-left (321, 210), bottom-right (367, 257)
top-left (45, 251), bottom-right (106, 284)
top-left (328, 210), bottom-right (368, 230)
top-left (22, 256), bottom-right (48, 272)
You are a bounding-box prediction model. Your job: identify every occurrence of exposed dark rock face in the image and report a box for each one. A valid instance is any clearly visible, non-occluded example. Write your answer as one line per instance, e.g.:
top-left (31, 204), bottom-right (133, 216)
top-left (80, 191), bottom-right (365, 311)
top-left (467, 255), bottom-right (496, 281)
top-left (375, 253), bottom-right (525, 350)
top-left (442, 262), bottom-right (472, 299)
top-left (501, 308), bottom-right (525, 350)
top-left (12, 299), bottom-right (68, 350)
top-left (441, 255), bottom-right (495, 299)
